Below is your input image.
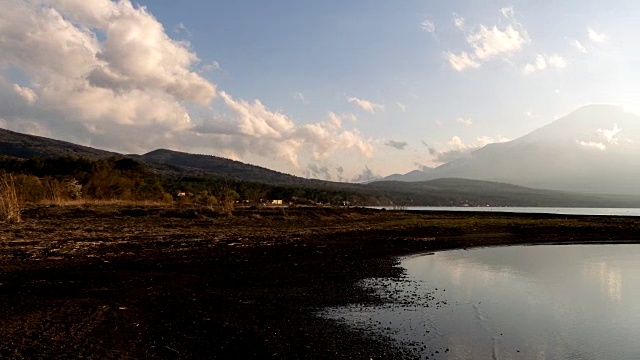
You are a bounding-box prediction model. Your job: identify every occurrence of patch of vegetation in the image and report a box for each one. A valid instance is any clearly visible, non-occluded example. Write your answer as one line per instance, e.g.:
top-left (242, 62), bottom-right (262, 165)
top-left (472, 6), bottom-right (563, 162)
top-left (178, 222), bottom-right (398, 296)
top-left (0, 155), bottom-right (391, 208)
top-left (0, 172), bottom-right (21, 223)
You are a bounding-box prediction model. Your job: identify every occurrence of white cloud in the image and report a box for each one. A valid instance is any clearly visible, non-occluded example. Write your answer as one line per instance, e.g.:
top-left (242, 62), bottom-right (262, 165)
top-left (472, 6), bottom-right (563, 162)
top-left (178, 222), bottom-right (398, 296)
top-left (0, 0), bottom-right (374, 174)
top-left (500, 6), bottom-right (515, 19)
top-left (428, 136), bottom-right (474, 163)
top-left (396, 102), bottom-right (407, 112)
top-left (588, 28), bottom-right (607, 43)
top-left (327, 112), bottom-right (357, 128)
top-left (548, 55), bottom-right (567, 68)
top-left (453, 13), bottom-right (465, 31)
top-left (449, 136), bottom-right (471, 150)
top-left (524, 54), bottom-right (567, 74)
top-left (456, 117), bottom-right (473, 126)
top-left (347, 97), bottom-right (384, 113)
top-left (201, 61), bottom-right (220, 73)
top-left (219, 92), bottom-right (373, 165)
top-left (384, 140), bottom-right (408, 150)
top-left (12, 84), bottom-right (38, 104)
top-left (173, 22), bottom-right (192, 36)
top-left (446, 7), bottom-right (528, 72)
top-left (327, 112), bottom-right (342, 128)
top-left (446, 51), bottom-right (480, 72)
top-left (525, 55), bottom-right (548, 73)
top-left (574, 40), bottom-right (588, 53)
top-left (421, 19), bottom-right (435, 34)
top-left (0, 0), bottom-right (215, 146)
top-left (467, 24), bottom-right (528, 61)
top-left (220, 91), bottom-right (294, 138)
top-left (578, 141), bottom-right (606, 150)
top-left (598, 123), bottom-right (621, 144)
top-left (574, 124), bottom-right (622, 152)
top-left (476, 135), bottom-right (510, 146)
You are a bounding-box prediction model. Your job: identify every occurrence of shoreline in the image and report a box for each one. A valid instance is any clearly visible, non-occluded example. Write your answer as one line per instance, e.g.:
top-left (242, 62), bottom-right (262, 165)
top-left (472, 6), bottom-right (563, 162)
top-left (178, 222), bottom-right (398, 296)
top-left (1, 205), bottom-right (639, 359)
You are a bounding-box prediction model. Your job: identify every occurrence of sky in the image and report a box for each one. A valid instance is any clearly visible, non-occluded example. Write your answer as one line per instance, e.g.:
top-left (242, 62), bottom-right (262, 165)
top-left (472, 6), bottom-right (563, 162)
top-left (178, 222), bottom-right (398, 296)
top-left (1, 0), bottom-right (639, 182)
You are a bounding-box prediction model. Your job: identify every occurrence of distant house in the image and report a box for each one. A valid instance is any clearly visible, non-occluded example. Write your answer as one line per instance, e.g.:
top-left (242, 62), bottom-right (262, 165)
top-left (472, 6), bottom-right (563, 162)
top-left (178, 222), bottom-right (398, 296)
top-left (271, 200), bottom-right (283, 205)
top-left (176, 192), bottom-right (186, 197)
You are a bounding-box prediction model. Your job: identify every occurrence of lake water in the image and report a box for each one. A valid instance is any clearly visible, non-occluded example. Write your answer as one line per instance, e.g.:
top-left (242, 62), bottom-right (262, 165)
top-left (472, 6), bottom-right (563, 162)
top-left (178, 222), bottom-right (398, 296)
top-left (322, 245), bottom-right (640, 359)
top-left (372, 206), bottom-right (640, 216)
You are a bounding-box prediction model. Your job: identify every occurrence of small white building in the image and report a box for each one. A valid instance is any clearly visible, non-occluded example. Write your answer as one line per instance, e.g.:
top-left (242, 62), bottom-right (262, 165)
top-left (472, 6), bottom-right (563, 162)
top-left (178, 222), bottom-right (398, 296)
top-left (271, 200), bottom-right (283, 205)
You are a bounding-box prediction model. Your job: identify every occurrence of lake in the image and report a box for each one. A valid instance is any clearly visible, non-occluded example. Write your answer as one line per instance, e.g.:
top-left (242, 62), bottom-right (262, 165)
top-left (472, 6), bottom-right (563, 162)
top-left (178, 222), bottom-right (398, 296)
top-left (371, 206), bottom-right (640, 216)
top-left (322, 245), bottom-right (640, 359)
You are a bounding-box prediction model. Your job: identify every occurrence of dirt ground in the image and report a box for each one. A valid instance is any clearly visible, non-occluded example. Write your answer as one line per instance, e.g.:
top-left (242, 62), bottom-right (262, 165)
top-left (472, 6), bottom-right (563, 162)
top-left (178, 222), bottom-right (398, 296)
top-left (1, 205), bottom-right (639, 359)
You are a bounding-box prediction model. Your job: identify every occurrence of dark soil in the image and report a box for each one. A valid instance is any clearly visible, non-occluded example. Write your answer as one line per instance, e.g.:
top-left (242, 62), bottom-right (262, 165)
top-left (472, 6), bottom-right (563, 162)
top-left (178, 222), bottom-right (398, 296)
top-left (1, 205), bottom-right (639, 359)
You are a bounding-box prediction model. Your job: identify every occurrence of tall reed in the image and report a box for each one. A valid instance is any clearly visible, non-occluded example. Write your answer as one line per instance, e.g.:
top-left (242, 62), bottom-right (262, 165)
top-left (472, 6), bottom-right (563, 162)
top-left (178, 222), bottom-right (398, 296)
top-left (0, 172), bottom-right (22, 223)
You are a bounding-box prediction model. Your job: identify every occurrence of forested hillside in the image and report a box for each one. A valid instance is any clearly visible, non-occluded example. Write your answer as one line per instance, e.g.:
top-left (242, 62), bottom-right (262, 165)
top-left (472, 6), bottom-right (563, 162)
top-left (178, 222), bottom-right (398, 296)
top-left (0, 155), bottom-right (390, 206)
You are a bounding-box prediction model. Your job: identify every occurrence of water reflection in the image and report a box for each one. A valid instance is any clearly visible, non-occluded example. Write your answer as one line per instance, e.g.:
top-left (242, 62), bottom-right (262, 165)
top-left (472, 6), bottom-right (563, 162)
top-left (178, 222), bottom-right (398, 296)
top-left (323, 245), bottom-right (640, 359)
top-left (583, 261), bottom-right (623, 302)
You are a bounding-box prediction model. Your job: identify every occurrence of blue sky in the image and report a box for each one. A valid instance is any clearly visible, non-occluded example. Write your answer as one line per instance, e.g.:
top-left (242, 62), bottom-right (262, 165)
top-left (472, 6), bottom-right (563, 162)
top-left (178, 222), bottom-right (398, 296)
top-left (1, 0), bottom-right (638, 181)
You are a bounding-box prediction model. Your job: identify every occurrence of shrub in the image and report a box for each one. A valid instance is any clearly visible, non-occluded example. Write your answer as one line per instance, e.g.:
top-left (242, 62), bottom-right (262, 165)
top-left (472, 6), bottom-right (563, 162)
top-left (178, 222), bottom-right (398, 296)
top-left (14, 174), bottom-right (46, 203)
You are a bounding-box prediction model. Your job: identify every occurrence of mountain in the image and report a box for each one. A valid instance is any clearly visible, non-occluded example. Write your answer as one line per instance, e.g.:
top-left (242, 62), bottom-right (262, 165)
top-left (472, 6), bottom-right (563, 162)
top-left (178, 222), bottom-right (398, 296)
top-left (384, 168), bottom-right (435, 182)
top-left (383, 105), bottom-right (640, 194)
top-left (0, 128), bottom-right (358, 191)
top-left (138, 149), bottom-right (324, 186)
top-left (368, 178), bottom-right (640, 207)
top-left (0, 128), bottom-right (116, 160)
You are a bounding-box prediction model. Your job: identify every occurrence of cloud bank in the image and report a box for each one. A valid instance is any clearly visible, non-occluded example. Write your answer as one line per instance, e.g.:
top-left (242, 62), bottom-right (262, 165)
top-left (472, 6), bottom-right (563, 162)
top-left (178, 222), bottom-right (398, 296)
top-left (0, 0), bottom-right (374, 177)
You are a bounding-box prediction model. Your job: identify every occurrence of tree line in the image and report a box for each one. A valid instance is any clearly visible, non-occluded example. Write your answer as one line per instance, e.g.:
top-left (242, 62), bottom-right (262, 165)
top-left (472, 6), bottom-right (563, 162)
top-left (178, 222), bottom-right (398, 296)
top-left (0, 155), bottom-right (391, 206)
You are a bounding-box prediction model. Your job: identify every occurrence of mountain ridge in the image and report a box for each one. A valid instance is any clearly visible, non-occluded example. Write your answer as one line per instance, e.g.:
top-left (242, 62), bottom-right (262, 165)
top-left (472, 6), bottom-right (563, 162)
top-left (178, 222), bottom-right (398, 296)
top-left (0, 128), bottom-right (117, 160)
top-left (137, 148), bottom-right (328, 186)
top-left (384, 105), bottom-right (640, 194)
top-left (0, 128), bottom-right (324, 187)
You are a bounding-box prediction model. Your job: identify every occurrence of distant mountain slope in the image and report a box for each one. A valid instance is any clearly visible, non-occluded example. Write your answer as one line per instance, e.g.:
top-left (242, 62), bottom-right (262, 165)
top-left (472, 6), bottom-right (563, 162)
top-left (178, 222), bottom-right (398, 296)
top-left (383, 105), bottom-right (640, 194)
top-left (368, 178), bottom-right (640, 207)
top-left (0, 128), bottom-right (318, 187)
top-left (0, 128), bottom-right (116, 160)
top-left (384, 168), bottom-right (435, 182)
top-left (139, 149), bottom-right (329, 187)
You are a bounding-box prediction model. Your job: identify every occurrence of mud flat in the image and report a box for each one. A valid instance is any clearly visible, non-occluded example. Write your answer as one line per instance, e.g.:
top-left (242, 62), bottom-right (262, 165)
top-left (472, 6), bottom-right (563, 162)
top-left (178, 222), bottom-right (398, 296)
top-left (1, 205), bottom-right (638, 359)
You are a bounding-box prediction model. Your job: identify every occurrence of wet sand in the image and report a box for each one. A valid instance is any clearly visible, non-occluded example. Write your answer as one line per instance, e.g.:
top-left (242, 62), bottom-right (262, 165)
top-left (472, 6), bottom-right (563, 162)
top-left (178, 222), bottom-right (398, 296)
top-left (1, 205), bottom-right (638, 359)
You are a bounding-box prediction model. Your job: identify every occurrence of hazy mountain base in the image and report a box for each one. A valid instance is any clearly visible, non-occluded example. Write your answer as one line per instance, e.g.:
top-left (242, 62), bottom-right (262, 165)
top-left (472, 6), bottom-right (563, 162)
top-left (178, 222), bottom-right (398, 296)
top-left (385, 105), bottom-right (640, 195)
top-left (1, 205), bottom-right (639, 359)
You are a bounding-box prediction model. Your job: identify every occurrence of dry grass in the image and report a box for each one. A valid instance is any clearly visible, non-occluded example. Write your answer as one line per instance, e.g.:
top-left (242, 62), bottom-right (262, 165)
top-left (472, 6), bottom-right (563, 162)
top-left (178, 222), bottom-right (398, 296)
top-left (37, 198), bottom-right (172, 206)
top-left (44, 178), bottom-right (64, 205)
top-left (0, 172), bottom-right (22, 223)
